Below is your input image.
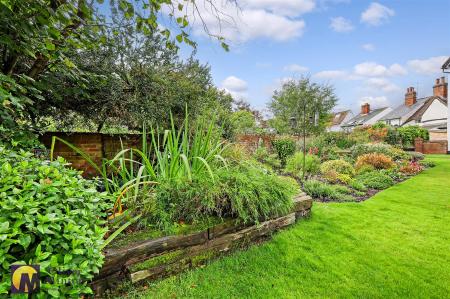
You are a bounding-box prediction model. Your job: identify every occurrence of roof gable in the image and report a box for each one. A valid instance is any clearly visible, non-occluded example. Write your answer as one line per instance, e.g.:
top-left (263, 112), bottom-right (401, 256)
top-left (381, 97), bottom-right (429, 121)
top-left (405, 97), bottom-right (447, 123)
top-left (330, 110), bottom-right (351, 126)
top-left (343, 107), bottom-right (388, 127)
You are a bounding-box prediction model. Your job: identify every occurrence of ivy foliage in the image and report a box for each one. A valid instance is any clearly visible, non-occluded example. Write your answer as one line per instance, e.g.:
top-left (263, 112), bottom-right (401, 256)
top-left (397, 126), bottom-right (429, 147)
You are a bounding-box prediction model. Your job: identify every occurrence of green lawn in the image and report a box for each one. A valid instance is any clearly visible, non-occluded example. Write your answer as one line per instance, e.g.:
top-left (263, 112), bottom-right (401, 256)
top-left (121, 155), bottom-right (450, 298)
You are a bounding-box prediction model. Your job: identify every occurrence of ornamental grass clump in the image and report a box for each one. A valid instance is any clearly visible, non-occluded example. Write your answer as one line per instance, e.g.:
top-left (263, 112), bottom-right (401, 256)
top-left (355, 153), bottom-right (394, 170)
top-left (0, 147), bottom-right (111, 297)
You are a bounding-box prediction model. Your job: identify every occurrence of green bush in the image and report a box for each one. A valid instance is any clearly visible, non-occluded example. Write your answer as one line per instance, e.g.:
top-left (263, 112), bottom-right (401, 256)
top-left (285, 152), bottom-right (321, 177)
top-left (408, 151), bottom-right (425, 161)
top-left (303, 180), bottom-right (355, 202)
top-left (419, 160), bottom-right (436, 168)
top-left (0, 148), bottom-right (111, 297)
top-left (272, 137), bottom-right (296, 166)
top-left (149, 162), bottom-right (298, 227)
top-left (310, 132), bottom-right (356, 149)
top-left (253, 146), bottom-right (281, 169)
top-left (356, 171), bottom-right (394, 190)
top-left (320, 160), bottom-right (355, 176)
top-left (397, 126), bottom-right (429, 147)
top-left (218, 164), bottom-right (297, 222)
top-left (349, 180), bottom-right (367, 192)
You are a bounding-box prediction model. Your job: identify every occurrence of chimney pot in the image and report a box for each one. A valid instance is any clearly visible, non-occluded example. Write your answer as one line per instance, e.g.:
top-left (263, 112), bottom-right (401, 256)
top-left (405, 86), bottom-right (417, 106)
top-left (433, 76), bottom-right (448, 98)
top-left (361, 103), bottom-right (370, 114)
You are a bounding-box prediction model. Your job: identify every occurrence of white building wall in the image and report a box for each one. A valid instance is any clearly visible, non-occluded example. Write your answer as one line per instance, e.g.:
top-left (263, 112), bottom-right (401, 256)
top-left (421, 99), bottom-right (447, 123)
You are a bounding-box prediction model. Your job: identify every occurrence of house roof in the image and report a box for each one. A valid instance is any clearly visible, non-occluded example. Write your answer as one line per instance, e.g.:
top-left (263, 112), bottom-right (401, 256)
top-left (442, 56), bottom-right (450, 71)
top-left (405, 96), bottom-right (447, 123)
top-left (342, 107), bottom-right (389, 127)
top-left (330, 110), bottom-right (351, 126)
top-left (380, 97), bottom-right (429, 121)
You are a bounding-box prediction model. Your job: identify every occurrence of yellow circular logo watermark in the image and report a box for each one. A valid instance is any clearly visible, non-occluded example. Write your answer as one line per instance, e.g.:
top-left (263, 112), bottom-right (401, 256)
top-left (11, 265), bottom-right (40, 294)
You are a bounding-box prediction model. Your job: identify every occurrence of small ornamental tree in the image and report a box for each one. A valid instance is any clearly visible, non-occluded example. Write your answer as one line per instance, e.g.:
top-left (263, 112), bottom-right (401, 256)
top-left (269, 77), bottom-right (337, 136)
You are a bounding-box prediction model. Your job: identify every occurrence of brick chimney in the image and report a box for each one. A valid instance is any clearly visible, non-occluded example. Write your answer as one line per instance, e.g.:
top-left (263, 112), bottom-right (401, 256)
top-left (405, 87), bottom-right (417, 106)
top-left (433, 76), bottom-right (448, 98)
top-left (361, 103), bottom-right (370, 115)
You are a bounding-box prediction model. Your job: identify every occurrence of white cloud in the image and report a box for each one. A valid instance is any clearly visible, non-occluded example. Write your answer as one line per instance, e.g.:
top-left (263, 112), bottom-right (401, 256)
top-left (358, 96), bottom-right (390, 108)
top-left (407, 56), bottom-right (448, 75)
top-left (169, 1), bottom-right (308, 43)
top-left (361, 2), bottom-right (395, 26)
top-left (244, 0), bottom-right (316, 17)
top-left (222, 76), bottom-right (248, 99)
top-left (353, 62), bottom-right (407, 77)
top-left (313, 70), bottom-right (349, 79)
top-left (362, 43), bottom-right (375, 51)
top-left (365, 78), bottom-right (400, 93)
top-left (330, 17), bottom-right (354, 32)
top-left (283, 64), bottom-right (309, 72)
top-left (388, 63), bottom-right (408, 76)
top-left (314, 61), bottom-right (406, 83)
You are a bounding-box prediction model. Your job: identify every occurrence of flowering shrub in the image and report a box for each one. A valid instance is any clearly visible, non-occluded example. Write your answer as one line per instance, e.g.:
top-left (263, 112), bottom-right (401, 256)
top-left (351, 143), bottom-right (409, 160)
top-left (355, 153), bottom-right (394, 170)
top-left (308, 147), bottom-right (319, 155)
top-left (367, 126), bottom-right (388, 142)
top-left (400, 161), bottom-right (423, 175)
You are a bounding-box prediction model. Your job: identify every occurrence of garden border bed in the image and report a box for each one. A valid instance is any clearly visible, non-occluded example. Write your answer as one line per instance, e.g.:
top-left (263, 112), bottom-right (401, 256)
top-left (91, 193), bottom-right (312, 296)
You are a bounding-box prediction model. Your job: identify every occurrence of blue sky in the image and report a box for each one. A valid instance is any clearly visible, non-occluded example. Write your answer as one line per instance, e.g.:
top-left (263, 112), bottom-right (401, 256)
top-left (170, 0), bottom-right (450, 115)
top-left (99, 1), bottom-right (450, 115)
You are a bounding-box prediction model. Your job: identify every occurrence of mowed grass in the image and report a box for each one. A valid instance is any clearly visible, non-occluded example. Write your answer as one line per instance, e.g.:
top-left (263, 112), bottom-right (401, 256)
top-left (122, 155), bottom-right (450, 299)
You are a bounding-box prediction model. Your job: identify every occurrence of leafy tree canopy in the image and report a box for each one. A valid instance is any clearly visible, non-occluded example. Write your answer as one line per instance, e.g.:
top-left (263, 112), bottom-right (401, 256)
top-left (268, 77), bottom-right (338, 135)
top-left (0, 0), bottom-right (235, 146)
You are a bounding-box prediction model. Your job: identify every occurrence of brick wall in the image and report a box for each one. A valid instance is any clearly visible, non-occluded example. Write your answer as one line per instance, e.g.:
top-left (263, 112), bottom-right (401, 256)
top-left (40, 132), bottom-right (142, 177)
top-left (235, 134), bottom-right (275, 152)
top-left (235, 134), bottom-right (304, 152)
top-left (40, 132), bottom-right (306, 176)
top-left (414, 137), bottom-right (448, 154)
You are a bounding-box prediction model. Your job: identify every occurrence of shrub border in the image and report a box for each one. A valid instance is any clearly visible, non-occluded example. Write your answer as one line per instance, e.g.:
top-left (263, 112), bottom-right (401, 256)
top-left (91, 194), bottom-right (312, 295)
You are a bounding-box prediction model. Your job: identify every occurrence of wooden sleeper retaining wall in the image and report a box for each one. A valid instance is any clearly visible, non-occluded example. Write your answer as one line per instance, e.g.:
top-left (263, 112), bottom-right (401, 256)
top-left (91, 193), bottom-right (312, 296)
